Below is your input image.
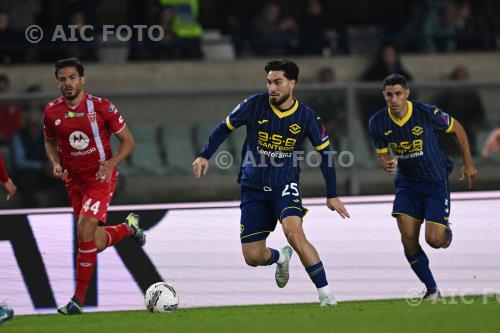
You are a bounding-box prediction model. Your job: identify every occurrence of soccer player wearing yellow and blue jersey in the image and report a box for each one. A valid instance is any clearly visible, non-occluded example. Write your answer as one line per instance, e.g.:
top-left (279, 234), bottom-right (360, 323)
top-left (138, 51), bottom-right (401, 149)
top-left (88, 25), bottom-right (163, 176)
top-left (192, 59), bottom-right (350, 306)
top-left (368, 74), bottom-right (477, 300)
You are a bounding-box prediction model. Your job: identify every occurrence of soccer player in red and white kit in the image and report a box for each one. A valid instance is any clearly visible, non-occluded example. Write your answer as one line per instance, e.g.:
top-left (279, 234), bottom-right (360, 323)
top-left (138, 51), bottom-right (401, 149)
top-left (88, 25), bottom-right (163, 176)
top-left (43, 58), bottom-right (146, 315)
top-left (0, 153), bottom-right (17, 200)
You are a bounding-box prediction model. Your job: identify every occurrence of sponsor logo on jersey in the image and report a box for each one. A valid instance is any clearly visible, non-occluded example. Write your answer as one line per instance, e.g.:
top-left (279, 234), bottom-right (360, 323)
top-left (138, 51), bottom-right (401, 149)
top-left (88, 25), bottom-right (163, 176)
top-left (70, 147), bottom-right (96, 157)
top-left (65, 111), bottom-right (84, 118)
top-left (384, 130), bottom-right (392, 136)
top-left (108, 104), bottom-right (117, 113)
top-left (257, 119), bottom-right (268, 125)
top-left (69, 131), bottom-right (90, 150)
top-left (412, 126), bottom-right (423, 135)
top-left (55, 119), bottom-right (61, 126)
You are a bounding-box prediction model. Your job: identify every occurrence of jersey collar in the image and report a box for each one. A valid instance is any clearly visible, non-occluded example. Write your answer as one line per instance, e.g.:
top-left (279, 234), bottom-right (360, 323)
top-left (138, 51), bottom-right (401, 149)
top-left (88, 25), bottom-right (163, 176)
top-left (64, 92), bottom-right (88, 110)
top-left (388, 101), bottom-right (413, 127)
top-left (269, 98), bottom-right (299, 119)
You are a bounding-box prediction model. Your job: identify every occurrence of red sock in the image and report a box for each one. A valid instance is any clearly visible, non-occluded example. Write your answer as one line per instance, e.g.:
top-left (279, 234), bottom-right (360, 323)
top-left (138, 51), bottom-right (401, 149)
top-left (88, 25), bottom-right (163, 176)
top-left (103, 223), bottom-right (133, 248)
top-left (74, 241), bottom-right (97, 305)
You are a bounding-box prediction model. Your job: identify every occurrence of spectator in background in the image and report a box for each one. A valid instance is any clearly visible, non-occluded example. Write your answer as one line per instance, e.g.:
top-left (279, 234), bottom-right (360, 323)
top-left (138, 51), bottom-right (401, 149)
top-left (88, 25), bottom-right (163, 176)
top-left (65, 12), bottom-right (98, 62)
top-left (361, 44), bottom-right (413, 82)
top-left (359, 45), bottom-right (414, 130)
top-left (0, 75), bottom-right (22, 144)
top-left (434, 65), bottom-right (486, 156)
top-left (154, 6), bottom-right (178, 59)
top-left (299, 0), bottom-right (349, 56)
top-left (0, 11), bottom-right (26, 64)
top-left (158, 0), bottom-right (203, 59)
top-left (304, 67), bottom-right (346, 147)
top-left (422, 2), bottom-right (458, 53)
top-left (1, 0), bottom-right (40, 32)
top-left (252, 2), bottom-right (299, 56)
top-left (11, 110), bottom-right (65, 207)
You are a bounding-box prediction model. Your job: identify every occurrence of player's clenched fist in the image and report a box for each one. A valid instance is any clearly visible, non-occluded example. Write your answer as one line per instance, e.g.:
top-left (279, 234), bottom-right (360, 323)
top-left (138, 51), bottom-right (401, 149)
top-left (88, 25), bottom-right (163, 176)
top-left (384, 158), bottom-right (397, 176)
top-left (53, 164), bottom-right (68, 181)
top-left (192, 157), bottom-right (209, 179)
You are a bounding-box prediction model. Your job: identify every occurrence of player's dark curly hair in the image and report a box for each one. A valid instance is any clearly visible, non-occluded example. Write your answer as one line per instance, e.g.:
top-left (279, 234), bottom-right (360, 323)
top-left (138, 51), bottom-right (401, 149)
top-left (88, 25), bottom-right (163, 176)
top-left (265, 59), bottom-right (299, 82)
top-left (383, 73), bottom-right (408, 88)
top-left (54, 58), bottom-right (84, 78)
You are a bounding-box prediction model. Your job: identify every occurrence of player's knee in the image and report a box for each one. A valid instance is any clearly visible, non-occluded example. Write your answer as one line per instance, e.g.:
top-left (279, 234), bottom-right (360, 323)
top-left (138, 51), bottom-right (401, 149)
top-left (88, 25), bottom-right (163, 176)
top-left (242, 248), bottom-right (266, 267)
top-left (244, 257), bottom-right (261, 267)
top-left (401, 234), bottom-right (419, 251)
top-left (243, 252), bottom-right (264, 267)
top-left (284, 229), bottom-right (305, 248)
top-left (426, 234), bottom-right (445, 249)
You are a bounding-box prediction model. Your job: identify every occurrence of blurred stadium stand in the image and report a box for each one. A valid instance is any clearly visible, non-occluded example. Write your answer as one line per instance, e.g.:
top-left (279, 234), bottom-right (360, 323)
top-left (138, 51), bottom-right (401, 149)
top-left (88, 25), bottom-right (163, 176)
top-left (0, 0), bottom-right (499, 207)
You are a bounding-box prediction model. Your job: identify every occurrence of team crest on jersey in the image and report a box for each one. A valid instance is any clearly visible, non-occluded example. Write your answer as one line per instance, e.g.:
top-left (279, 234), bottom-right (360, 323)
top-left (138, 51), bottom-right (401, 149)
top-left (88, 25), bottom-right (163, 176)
top-left (55, 119), bottom-right (61, 126)
top-left (87, 110), bottom-right (96, 122)
top-left (412, 126), bottom-right (423, 135)
top-left (289, 123), bottom-right (301, 135)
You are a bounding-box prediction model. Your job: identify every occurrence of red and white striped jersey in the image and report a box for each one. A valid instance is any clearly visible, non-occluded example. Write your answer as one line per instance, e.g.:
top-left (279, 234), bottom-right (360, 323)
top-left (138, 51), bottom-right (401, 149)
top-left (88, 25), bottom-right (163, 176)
top-left (43, 93), bottom-right (126, 178)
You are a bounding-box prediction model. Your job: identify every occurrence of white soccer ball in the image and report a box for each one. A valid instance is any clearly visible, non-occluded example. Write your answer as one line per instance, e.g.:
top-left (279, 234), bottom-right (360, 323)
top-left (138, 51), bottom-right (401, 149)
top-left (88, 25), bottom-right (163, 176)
top-left (144, 282), bottom-right (179, 313)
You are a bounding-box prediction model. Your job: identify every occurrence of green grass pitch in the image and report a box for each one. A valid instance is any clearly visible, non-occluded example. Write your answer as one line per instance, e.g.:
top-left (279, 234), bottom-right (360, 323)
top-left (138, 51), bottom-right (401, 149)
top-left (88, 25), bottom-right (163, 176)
top-left (3, 296), bottom-right (500, 333)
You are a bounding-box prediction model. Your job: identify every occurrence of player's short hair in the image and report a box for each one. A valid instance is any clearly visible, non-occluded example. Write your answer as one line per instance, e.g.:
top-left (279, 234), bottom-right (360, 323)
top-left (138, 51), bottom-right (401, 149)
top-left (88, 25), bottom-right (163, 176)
top-left (265, 59), bottom-right (299, 82)
top-left (383, 74), bottom-right (408, 89)
top-left (54, 58), bottom-right (84, 78)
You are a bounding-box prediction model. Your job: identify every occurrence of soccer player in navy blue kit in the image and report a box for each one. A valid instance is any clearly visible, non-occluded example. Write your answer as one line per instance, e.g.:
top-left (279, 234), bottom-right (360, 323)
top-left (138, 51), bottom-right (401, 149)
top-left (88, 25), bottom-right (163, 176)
top-left (368, 74), bottom-right (478, 300)
top-left (192, 59), bottom-right (350, 306)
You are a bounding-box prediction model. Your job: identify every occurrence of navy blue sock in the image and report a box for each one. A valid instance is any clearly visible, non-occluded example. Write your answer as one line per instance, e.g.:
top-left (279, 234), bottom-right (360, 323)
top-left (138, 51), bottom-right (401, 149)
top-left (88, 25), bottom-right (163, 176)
top-left (305, 261), bottom-right (328, 288)
top-left (265, 248), bottom-right (280, 266)
top-left (406, 248), bottom-right (437, 292)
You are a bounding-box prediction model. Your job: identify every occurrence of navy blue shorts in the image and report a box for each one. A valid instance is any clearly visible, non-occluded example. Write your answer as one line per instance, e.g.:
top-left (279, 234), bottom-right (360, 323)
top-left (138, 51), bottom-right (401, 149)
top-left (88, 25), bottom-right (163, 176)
top-left (239, 182), bottom-right (307, 243)
top-left (392, 178), bottom-right (450, 227)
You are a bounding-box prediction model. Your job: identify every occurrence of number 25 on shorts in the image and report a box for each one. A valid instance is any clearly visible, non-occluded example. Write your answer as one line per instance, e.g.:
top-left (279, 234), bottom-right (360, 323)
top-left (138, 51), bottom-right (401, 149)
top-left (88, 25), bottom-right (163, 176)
top-left (282, 183), bottom-right (299, 197)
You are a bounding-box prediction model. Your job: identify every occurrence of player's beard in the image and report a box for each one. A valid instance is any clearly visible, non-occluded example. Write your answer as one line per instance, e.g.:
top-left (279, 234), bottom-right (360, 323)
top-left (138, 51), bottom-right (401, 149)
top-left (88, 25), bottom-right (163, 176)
top-left (270, 92), bottom-right (290, 108)
top-left (63, 87), bottom-right (81, 101)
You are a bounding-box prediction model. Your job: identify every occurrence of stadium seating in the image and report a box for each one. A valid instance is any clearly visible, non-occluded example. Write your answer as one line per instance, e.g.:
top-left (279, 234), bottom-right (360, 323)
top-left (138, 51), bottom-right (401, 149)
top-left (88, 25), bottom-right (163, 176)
top-left (162, 124), bottom-right (197, 174)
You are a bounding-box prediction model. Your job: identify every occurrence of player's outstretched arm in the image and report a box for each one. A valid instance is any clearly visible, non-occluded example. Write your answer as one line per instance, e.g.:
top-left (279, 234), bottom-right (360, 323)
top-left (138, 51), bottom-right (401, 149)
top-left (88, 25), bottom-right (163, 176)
top-left (448, 120), bottom-right (477, 189)
top-left (1, 178), bottom-right (17, 201)
top-left (97, 126), bottom-right (135, 182)
top-left (44, 137), bottom-right (67, 181)
top-left (482, 127), bottom-right (500, 158)
top-left (192, 157), bottom-right (209, 179)
top-left (0, 154), bottom-right (16, 200)
top-left (326, 197), bottom-right (350, 219)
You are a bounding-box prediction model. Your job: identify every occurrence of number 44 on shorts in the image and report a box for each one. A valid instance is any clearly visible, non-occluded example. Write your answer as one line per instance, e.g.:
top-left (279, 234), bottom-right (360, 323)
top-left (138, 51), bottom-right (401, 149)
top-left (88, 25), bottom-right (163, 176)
top-left (83, 198), bottom-right (101, 215)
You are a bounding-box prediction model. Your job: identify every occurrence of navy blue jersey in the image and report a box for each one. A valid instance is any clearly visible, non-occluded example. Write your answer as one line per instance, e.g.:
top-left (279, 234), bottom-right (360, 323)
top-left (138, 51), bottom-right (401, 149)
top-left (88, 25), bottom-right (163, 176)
top-left (368, 100), bottom-right (454, 182)
top-left (199, 93), bottom-right (337, 196)
top-left (228, 93), bottom-right (330, 188)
